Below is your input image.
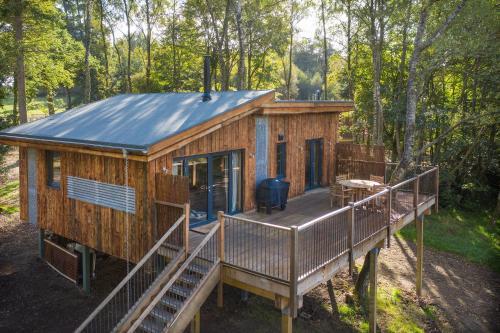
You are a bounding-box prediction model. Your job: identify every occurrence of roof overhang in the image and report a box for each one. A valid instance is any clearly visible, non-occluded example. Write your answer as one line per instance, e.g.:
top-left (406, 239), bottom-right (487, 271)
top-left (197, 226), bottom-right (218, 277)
top-left (259, 100), bottom-right (354, 115)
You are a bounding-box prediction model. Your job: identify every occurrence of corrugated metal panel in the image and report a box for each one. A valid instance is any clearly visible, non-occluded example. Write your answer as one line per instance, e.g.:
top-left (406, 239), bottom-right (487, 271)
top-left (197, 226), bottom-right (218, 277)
top-left (67, 176), bottom-right (135, 213)
top-left (255, 116), bottom-right (268, 186)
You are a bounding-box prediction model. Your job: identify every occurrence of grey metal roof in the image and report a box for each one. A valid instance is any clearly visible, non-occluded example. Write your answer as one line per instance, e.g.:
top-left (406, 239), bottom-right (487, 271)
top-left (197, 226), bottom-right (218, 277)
top-left (0, 90), bottom-right (273, 153)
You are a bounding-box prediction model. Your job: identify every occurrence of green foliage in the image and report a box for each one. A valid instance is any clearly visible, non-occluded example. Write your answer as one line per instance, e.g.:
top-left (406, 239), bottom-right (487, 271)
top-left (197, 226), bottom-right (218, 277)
top-left (398, 208), bottom-right (500, 272)
top-left (0, 180), bottom-right (19, 214)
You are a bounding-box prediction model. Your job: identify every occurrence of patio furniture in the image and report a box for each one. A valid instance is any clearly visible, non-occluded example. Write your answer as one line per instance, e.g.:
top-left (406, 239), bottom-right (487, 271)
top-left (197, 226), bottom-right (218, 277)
top-left (330, 183), bottom-right (353, 207)
top-left (369, 175), bottom-right (385, 184)
top-left (338, 179), bottom-right (381, 202)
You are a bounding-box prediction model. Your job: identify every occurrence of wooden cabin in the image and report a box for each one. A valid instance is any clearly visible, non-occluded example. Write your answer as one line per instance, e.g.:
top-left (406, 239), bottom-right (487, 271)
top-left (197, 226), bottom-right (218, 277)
top-left (0, 90), bottom-right (352, 266)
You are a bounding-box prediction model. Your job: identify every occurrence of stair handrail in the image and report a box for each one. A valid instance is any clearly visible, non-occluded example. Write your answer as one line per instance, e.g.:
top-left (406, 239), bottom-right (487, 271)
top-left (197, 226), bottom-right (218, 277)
top-left (126, 222), bottom-right (221, 333)
top-left (75, 214), bottom-right (186, 333)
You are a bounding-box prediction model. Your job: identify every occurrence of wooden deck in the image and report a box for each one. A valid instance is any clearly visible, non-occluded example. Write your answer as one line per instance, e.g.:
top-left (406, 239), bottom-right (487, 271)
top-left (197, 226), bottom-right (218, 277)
top-left (187, 186), bottom-right (432, 286)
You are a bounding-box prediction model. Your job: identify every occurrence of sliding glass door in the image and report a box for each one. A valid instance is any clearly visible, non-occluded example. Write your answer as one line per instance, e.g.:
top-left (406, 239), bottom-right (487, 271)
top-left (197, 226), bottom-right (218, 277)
top-left (305, 139), bottom-right (323, 190)
top-left (174, 150), bottom-right (242, 226)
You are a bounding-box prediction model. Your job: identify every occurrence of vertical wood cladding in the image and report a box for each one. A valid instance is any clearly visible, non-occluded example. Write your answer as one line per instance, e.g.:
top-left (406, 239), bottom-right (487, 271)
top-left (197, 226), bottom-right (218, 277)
top-left (151, 115), bottom-right (257, 211)
top-left (19, 147), bottom-right (28, 222)
top-left (36, 150), bottom-right (150, 263)
top-left (267, 113), bottom-right (339, 198)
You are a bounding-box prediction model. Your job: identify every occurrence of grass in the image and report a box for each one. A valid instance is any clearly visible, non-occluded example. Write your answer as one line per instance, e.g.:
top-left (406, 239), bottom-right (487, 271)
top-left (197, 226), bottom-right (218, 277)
top-left (0, 180), bottom-right (19, 214)
top-left (334, 286), bottom-right (438, 333)
top-left (397, 207), bottom-right (500, 272)
top-left (0, 95), bottom-right (67, 118)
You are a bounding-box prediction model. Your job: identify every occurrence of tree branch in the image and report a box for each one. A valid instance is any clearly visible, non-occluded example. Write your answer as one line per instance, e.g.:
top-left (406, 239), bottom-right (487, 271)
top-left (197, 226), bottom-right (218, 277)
top-left (419, 0), bottom-right (467, 51)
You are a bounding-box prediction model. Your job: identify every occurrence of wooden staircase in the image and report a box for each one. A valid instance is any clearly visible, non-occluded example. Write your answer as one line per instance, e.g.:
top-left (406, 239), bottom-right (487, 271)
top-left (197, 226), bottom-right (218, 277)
top-left (128, 226), bottom-right (221, 333)
top-left (75, 209), bottom-right (222, 333)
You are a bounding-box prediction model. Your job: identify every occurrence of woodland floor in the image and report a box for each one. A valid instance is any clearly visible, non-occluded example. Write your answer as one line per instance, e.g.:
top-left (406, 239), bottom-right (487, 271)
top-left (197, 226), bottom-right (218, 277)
top-left (0, 149), bottom-right (499, 332)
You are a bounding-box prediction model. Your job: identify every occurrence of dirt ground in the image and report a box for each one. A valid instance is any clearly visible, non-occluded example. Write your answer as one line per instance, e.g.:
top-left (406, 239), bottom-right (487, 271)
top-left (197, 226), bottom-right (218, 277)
top-left (1, 214), bottom-right (499, 332)
top-left (1, 149), bottom-right (499, 332)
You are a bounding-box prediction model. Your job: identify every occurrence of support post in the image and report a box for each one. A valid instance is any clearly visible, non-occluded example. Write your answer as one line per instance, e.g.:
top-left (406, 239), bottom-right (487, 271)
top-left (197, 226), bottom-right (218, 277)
top-left (416, 214), bottom-right (424, 297)
top-left (38, 228), bottom-right (45, 259)
top-left (217, 211), bottom-right (225, 308)
top-left (386, 187), bottom-right (392, 248)
top-left (190, 311), bottom-right (200, 333)
top-left (435, 166), bottom-right (439, 213)
top-left (368, 248), bottom-right (379, 333)
top-left (414, 175), bottom-right (420, 210)
top-left (348, 202), bottom-right (355, 275)
top-left (281, 312), bottom-right (292, 333)
top-left (184, 203), bottom-right (190, 259)
top-left (289, 226), bottom-right (299, 318)
top-left (82, 245), bottom-right (91, 294)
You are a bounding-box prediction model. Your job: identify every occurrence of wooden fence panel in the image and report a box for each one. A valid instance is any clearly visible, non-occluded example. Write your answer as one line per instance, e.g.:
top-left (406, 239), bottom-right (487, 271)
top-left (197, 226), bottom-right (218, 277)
top-left (155, 174), bottom-right (189, 239)
top-left (335, 143), bottom-right (385, 179)
top-left (44, 239), bottom-right (78, 283)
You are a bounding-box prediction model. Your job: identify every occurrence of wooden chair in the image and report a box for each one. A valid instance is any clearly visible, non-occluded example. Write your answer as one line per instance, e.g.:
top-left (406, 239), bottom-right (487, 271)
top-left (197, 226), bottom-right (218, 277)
top-left (336, 174), bottom-right (348, 183)
top-left (368, 185), bottom-right (388, 212)
top-left (330, 183), bottom-right (353, 208)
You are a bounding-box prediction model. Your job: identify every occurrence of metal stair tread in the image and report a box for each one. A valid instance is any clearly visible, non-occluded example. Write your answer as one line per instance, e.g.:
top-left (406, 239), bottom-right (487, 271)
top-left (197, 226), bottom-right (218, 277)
top-left (150, 306), bottom-right (174, 323)
top-left (178, 272), bottom-right (201, 285)
top-left (187, 262), bottom-right (209, 275)
top-left (139, 316), bottom-right (164, 333)
top-left (169, 283), bottom-right (192, 298)
top-left (159, 295), bottom-right (184, 310)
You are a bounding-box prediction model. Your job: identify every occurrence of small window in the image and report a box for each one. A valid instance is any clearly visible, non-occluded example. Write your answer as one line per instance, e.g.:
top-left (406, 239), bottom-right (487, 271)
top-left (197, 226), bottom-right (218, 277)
top-left (276, 143), bottom-right (286, 178)
top-left (47, 151), bottom-right (61, 188)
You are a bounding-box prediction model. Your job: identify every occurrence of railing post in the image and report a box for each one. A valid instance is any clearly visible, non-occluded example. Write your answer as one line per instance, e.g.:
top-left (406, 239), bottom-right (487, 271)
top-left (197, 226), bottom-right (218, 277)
top-left (289, 225), bottom-right (299, 318)
top-left (217, 211), bottom-right (225, 308)
top-left (414, 175), bottom-right (420, 218)
top-left (386, 187), bottom-right (392, 248)
top-left (435, 166), bottom-right (439, 213)
top-left (184, 203), bottom-right (190, 260)
top-left (348, 202), bottom-right (355, 275)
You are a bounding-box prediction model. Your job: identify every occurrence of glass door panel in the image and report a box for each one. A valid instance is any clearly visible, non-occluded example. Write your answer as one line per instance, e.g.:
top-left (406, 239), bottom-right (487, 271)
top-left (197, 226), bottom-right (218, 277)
top-left (230, 151), bottom-right (242, 212)
top-left (211, 155), bottom-right (229, 215)
top-left (188, 157), bottom-right (208, 222)
top-left (305, 139), bottom-right (322, 190)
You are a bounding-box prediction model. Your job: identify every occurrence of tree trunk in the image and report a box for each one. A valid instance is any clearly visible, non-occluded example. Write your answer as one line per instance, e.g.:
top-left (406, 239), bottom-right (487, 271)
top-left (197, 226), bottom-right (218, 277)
top-left (145, 0), bottom-right (152, 92)
top-left (123, 0), bottom-right (132, 92)
top-left (286, 21), bottom-right (293, 99)
top-left (83, 0), bottom-right (93, 103)
top-left (65, 86), bottom-right (72, 109)
top-left (355, 252), bottom-right (371, 307)
top-left (236, 0), bottom-right (246, 90)
top-left (171, 0), bottom-right (178, 91)
top-left (321, 0), bottom-right (328, 99)
top-left (369, 0), bottom-right (384, 145)
top-left (47, 88), bottom-right (55, 115)
top-left (346, 0), bottom-right (354, 100)
top-left (13, 0), bottom-right (27, 124)
top-left (98, 0), bottom-right (110, 96)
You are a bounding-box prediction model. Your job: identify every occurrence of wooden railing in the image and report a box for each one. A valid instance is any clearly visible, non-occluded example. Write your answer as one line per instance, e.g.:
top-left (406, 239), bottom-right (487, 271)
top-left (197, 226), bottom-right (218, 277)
top-left (75, 202), bottom-right (190, 333)
top-left (223, 215), bottom-right (292, 281)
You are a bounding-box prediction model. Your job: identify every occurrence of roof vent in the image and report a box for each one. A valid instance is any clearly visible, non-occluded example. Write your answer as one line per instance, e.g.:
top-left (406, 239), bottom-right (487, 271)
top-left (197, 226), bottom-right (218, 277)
top-left (202, 55), bottom-right (212, 102)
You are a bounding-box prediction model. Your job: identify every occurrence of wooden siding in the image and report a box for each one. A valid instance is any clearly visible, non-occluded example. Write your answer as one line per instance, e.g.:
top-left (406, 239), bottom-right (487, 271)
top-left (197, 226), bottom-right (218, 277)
top-left (267, 113), bottom-right (339, 198)
top-left (154, 173), bottom-right (189, 238)
top-left (19, 147), bottom-right (28, 222)
top-left (36, 150), bottom-right (150, 263)
top-left (150, 115), bottom-right (257, 211)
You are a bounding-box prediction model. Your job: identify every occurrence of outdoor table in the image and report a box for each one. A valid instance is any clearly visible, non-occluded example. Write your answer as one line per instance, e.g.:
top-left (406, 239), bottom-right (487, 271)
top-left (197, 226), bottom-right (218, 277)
top-left (338, 179), bottom-right (381, 202)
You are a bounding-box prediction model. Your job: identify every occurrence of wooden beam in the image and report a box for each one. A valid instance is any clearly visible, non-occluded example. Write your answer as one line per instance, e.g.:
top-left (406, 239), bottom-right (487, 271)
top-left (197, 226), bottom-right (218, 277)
top-left (82, 245), bottom-right (91, 294)
top-left (222, 266), bottom-right (290, 299)
top-left (416, 215), bottom-right (424, 297)
top-left (281, 313), bottom-right (293, 333)
top-left (39, 228), bottom-right (45, 259)
top-left (0, 138), bottom-right (147, 161)
top-left (184, 203), bottom-right (190, 260)
top-left (190, 311), bottom-right (200, 333)
top-left (369, 248), bottom-right (379, 333)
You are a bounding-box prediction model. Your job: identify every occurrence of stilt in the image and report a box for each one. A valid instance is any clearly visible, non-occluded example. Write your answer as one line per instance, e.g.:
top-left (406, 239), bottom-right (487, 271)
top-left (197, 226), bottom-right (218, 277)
top-left (217, 281), bottom-right (224, 308)
top-left (281, 313), bottom-right (292, 333)
top-left (38, 228), bottom-right (45, 259)
top-left (416, 214), bottom-right (424, 297)
top-left (82, 245), bottom-right (91, 294)
top-left (241, 290), bottom-right (249, 301)
top-left (368, 248), bottom-right (379, 333)
top-left (190, 311), bottom-right (200, 333)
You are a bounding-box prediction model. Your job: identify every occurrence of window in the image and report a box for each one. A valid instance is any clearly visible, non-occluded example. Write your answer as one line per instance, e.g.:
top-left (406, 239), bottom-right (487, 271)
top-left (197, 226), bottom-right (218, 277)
top-left (46, 151), bottom-right (61, 188)
top-left (276, 143), bottom-right (286, 179)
